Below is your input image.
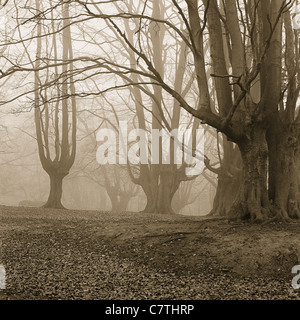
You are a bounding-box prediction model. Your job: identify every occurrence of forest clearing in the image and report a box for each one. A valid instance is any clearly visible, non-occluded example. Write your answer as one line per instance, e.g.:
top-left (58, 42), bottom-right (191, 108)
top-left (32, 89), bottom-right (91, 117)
top-left (0, 206), bottom-right (299, 300)
top-left (1, 0), bottom-right (300, 302)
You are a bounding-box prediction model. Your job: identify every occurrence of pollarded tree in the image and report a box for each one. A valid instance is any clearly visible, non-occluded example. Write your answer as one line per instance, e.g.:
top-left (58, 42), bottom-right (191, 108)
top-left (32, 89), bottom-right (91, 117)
top-left (74, 0), bottom-right (203, 214)
top-left (70, 109), bottom-right (139, 212)
top-left (100, 165), bottom-right (139, 212)
top-left (33, 0), bottom-right (77, 208)
top-left (74, 0), bottom-right (299, 221)
top-left (93, 0), bottom-right (203, 214)
top-left (125, 8), bottom-right (200, 215)
top-left (191, 0), bottom-right (300, 221)
top-left (265, 7), bottom-right (300, 220)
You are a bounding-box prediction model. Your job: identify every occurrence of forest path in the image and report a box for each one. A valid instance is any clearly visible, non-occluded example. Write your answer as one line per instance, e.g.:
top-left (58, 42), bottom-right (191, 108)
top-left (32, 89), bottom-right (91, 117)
top-left (0, 206), bottom-right (299, 299)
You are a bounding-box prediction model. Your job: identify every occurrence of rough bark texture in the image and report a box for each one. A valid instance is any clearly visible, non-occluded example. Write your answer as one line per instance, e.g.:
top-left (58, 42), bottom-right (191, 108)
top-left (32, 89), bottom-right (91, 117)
top-left (220, 124), bottom-right (300, 222)
top-left (268, 126), bottom-right (300, 220)
top-left (208, 140), bottom-right (242, 217)
top-left (228, 126), bottom-right (271, 222)
top-left (209, 173), bottom-right (241, 217)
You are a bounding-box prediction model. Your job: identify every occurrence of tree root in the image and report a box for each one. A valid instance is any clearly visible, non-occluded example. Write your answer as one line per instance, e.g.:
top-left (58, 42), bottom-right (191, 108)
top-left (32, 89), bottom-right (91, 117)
top-left (227, 199), bottom-right (300, 224)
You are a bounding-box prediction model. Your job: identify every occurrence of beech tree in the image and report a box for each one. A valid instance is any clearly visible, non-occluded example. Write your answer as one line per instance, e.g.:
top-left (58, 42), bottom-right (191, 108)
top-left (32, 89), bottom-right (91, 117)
top-left (123, 1), bottom-right (201, 214)
top-left (33, 0), bottom-right (77, 208)
top-left (74, 0), bottom-right (299, 221)
top-left (205, 133), bottom-right (242, 217)
top-left (99, 166), bottom-right (139, 212)
top-left (73, 0), bottom-right (205, 214)
top-left (2, 0), bottom-right (299, 220)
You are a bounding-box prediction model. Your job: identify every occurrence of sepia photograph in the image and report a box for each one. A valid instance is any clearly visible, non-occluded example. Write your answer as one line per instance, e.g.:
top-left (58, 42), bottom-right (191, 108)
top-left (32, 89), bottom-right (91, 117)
top-left (0, 0), bottom-right (300, 307)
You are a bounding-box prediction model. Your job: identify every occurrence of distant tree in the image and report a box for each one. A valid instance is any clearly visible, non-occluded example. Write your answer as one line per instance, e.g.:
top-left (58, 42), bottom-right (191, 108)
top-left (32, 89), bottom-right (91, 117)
top-left (100, 165), bottom-right (139, 212)
top-left (33, 0), bottom-right (76, 208)
top-left (105, 1), bottom-right (201, 214)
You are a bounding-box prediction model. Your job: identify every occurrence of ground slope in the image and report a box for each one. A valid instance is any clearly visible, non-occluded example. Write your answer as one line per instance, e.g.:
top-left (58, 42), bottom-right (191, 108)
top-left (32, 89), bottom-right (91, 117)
top-left (0, 205), bottom-right (299, 300)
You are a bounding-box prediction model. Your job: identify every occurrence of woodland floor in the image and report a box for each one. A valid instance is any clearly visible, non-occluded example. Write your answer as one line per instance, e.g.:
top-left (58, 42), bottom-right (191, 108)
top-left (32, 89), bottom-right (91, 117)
top-left (0, 205), bottom-right (300, 300)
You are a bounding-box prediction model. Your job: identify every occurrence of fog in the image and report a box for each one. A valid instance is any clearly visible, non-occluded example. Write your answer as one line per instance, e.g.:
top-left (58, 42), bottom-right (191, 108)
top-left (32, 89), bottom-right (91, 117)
top-left (0, 0), bottom-right (220, 216)
top-left (0, 109), bottom-right (215, 215)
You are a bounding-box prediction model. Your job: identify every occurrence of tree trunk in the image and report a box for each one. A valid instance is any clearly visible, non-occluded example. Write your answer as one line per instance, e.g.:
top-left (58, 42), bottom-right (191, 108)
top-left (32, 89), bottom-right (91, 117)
top-left (142, 188), bottom-right (176, 214)
top-left (118, 195), bottom-right (131, 212)
top-left (44, 172), bottom-right (66, 209)
top-left (228, 126), bottom-right (271, 222)
top-left (140, 182), bottom-right (158, 213)
top-left (269, 129), bottom-right (300, 220)
top-left (208, 139), bottom-right (242, 217)
top-left (209, 173), bottom-right (241, 217)
top-left (156, 182), bottom-right (176, 215)
top-left (108, 192), bottom-right (118, 212)
top-left (141, 167), bottom-right (179, 215)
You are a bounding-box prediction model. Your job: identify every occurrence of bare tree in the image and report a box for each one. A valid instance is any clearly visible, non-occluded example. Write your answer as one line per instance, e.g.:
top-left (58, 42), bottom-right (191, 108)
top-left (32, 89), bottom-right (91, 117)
top-left (108, 1), bottom-right (201, 214)
top-left (1, 0), bottom-right (299, 221)
top-left (34, 0), bottom-right (77, 208)
top-left (73, 0), bottom-right (299, 221)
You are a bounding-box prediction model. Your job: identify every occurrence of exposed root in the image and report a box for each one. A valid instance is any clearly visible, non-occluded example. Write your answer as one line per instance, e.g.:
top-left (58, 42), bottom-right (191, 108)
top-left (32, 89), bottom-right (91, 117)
top-left (228, 202), bottom-right (299, 225)
top-left (226, 197), bottom-right (300, 224)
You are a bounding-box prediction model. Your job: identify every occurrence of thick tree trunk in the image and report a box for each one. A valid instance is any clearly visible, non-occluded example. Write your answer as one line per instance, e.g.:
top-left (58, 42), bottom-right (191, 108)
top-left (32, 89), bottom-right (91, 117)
top-left (142, 188), bottom-right (176, 215)
top-left (228, 127), bottom-right (271, 222)
top-left (208, 139), bottom-right (242, 217)
top-left (141, 183), bottom-right (158, 213)
top-left (209, 173), bottom-right (241, 217)
top-left (43, 172), bottom-right (66, 209)
top-left (156, 181), bottom-right (176, 215)
top-left (141, 167), bottom-right (179, 215)
top-left (269, 129), bottom-right (300, 220)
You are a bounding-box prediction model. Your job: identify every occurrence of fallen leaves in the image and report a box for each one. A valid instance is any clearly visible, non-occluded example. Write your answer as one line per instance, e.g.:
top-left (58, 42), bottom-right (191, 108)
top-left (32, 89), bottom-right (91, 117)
top-left (0, 206), bottom-right (299, 300)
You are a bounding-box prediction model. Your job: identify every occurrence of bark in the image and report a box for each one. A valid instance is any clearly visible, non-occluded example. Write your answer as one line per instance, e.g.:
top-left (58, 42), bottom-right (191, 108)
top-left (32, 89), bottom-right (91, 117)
top-left (157, 167), bottom-right (179, 215)
top-left (43, 171), bottom-right (66, 209)
top-left (268, 126), bottom-right (300, 220)
top-left (228, 126), bottom-right (271, 222)
top-left (226, 124), bottom-right (300, 222)
top-left (209, 173), bottom-right (241, 217)
top-left (208, 140), bottom-right (242, 217)
top-left (141, 184), bottom-right (158, 213)
top-left (142, 187), bottom-right (176, 215)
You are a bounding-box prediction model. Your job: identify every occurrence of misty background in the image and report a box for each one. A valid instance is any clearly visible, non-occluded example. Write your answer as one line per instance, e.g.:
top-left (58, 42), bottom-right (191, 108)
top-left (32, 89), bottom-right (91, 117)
top-left (0, 109), bottom-right (215, 215)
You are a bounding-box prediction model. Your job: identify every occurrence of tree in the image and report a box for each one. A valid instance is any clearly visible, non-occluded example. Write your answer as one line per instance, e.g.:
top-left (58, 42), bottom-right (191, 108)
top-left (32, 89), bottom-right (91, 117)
top-left (205, 134), bottom-right (242, 217)
top-left (33, 0), bottom-right (77, 208)
top-left (172, 177), bottom-right (210, 214)
top-left (100, 1), bottom-right (202, 214)
top-left (74, 0), bottom-right (299, 221)
top-left (100, 165), bottom-right (139, 212)
top-left (2, 0), bottom-right (298, 220)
